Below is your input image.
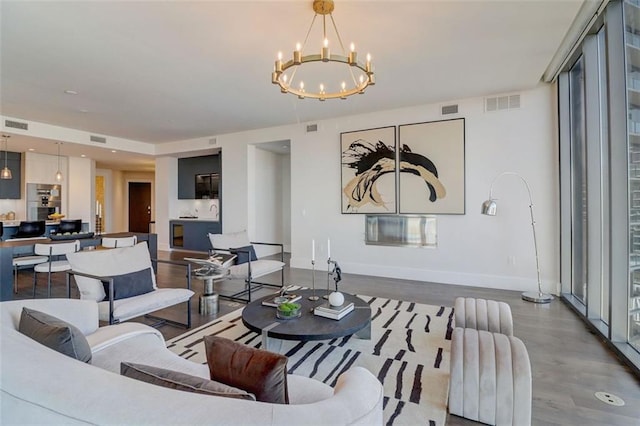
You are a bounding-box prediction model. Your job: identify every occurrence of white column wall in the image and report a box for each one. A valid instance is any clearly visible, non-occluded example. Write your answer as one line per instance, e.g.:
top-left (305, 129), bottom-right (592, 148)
top-left (155, 156), bottom-right (177, 251)
top-left (67, 157), bottom-right (94, 226)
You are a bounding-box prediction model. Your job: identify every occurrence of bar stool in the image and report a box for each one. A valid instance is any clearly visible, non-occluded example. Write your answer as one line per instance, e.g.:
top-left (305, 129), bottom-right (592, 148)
top-left (101, 235), bottom-right (137, 248)
top-left (13, 255), bottom-right (48, 293)
top-left (33, 240), bottom-right (80, 298)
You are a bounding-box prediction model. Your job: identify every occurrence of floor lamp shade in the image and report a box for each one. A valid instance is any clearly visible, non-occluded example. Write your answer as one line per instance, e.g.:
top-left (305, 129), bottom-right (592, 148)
top-left (482, 172), bottom-right (553, 304)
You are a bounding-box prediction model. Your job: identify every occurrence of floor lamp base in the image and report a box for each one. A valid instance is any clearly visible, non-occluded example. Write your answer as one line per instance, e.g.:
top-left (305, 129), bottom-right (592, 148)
top-left (521, 291), bottom-right (553, 304)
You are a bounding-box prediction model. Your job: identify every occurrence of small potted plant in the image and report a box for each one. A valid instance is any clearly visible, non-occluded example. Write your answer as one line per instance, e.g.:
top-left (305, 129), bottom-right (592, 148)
top-left (276, 301), bottom-right (301, 320)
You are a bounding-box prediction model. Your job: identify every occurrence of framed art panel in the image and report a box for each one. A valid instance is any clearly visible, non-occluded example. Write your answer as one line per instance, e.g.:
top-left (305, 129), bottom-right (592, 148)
top-left (341, 126), bottom-right (397, 214)
top-left (398, 118), bottom-right (465, 214)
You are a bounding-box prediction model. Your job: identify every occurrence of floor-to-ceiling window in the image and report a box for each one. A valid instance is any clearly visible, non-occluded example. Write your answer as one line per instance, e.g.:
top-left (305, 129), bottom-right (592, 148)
top-left (559, 0), bottom-right (640, 373)
top-left (569, 56), bottom-right (588, 305)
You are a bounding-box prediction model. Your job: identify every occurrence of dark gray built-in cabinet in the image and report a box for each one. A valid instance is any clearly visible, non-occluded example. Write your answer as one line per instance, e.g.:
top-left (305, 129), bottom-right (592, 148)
top-left (170, 220), bottom-right (221, 252)
top-left (178, 153), bottom-right (221, 199)
top-left (0, 151), bottom-right (22, 199)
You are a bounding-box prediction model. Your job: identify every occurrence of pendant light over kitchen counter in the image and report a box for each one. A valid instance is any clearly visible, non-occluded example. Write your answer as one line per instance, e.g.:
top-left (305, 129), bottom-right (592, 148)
top-left (1, 134), bottom-right (13, 180)
top-left (55, 142), bottom-right (63, 182)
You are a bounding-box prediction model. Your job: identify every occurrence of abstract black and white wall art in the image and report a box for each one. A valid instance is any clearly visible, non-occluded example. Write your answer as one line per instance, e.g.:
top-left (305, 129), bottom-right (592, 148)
top-left (398, 118), bottom-right (465, 214)
top-left (341, 126), bottom-right (397, 214)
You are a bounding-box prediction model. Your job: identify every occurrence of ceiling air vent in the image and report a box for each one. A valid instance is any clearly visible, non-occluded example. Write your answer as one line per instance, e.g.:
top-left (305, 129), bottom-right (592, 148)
top-left (306, 124), bottom-right (318, 133)
top-left (90, 135), bottom-right (107, 144)
top-left (441, 104), bottom-right (459, 115)
top-left (485, 94), bottom-right (521, 112)
top-left (4, 120), bottom-right (28, 130)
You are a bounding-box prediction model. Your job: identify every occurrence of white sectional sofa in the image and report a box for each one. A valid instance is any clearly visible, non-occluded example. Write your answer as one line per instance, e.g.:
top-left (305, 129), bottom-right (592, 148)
top-left (0, 299), bottom-right (383, 425)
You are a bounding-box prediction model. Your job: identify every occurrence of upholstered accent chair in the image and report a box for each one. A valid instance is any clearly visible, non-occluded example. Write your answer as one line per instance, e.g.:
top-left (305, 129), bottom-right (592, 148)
top-left (449, 327), bottom-right (532, 425)
top-left (454, 297), bottom-right (514, 336)
top-left (207, 230), bottom-right (284, 303)
top-left (66, 242), bottom-right (193, 328)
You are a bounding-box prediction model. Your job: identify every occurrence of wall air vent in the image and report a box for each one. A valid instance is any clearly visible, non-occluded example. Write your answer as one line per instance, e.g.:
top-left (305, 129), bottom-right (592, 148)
top-left (4, 120), bottom-right (28, 130)
top-left (306, 124), bottom-right (318, 133)
top-left (90, 135), bottom-right (107, 144)
top-left (485, 94), bottom-right (521, 112)
top-left (441, 104), bottom-right (459, 115)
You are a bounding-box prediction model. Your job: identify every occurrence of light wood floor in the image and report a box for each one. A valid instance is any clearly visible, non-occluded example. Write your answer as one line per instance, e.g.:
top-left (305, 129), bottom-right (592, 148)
top-left (14, 250), bottom-right (640, 426)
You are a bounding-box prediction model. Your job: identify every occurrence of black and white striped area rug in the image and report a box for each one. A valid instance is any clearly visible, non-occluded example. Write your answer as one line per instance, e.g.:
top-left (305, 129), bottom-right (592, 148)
top-left (167, 294), bottom-right (453, 426)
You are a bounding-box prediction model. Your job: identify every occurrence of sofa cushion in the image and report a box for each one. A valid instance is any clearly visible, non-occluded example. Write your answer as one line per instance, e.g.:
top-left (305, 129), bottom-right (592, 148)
top-left (230, 245), bottom-right (258, 265)
top-left (228, 259), bottom-right (285, 280)
top-left (102, 268), bottom-right (154, 301)
top-left (18, 307), bottom-right (92, 363)
top-left (121, 362), bottom-right (256, 401)
top-left (97, 288), bottom-right (194, 323)
top-left (204, 335), bottom-right (289, 404)
top-left (67, 242), bottom-right (157, 302)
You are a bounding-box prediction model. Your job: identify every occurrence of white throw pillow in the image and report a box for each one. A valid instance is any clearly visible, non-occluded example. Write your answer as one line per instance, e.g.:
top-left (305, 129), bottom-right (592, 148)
top-left (67, 242), bottom-right (157, 302)
top-left (208, 230), bottom-right (250, 251)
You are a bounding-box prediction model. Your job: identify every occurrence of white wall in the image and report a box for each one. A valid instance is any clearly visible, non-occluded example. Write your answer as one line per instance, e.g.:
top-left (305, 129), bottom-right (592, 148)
top-left (281, 153), bottom-right (291, 252)
top-left (67, 157), bottom-right (94, 227)
top-left (155, 156), bottom-right (178, 251)
top-left (249, 146), bottom-right (284, 257)
top-left (156, 84), bottom-right (559, 294)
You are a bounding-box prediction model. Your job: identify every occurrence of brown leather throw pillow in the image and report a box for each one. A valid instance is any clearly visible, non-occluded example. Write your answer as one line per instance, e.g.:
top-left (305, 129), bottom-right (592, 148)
top-left (203, 335), bottom-right (289, 404)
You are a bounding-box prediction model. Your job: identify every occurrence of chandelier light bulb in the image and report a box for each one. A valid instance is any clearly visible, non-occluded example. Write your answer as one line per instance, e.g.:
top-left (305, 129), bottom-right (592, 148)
top-left (320, 83), bottom-right (325, 92)
top-left (283, 74), bottom-right (288, 83)
top-left (366, 53), bottom-right (371, 62)
top-left (296, 42), bottom-right (301, 51)
top-left (277, 51), bottom-right (283, 60)
top-left (323, 38), bottom-right (329, 48)
top-left (341, 81), bottom-right (346, 90)
top-left (350, 42), bottom-right (355, 52)
top-left (300, 81), bottom-right (304, 90)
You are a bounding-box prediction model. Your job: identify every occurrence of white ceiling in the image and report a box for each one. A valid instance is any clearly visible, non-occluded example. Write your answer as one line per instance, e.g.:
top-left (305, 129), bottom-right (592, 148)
top-left (0, 0), bottom-right (585, 169)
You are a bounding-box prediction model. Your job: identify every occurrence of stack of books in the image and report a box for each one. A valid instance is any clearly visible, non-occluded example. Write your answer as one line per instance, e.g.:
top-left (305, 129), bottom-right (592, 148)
top-left (261, 294), bottom-right (302, 308)
top-left (313, 302), bottom-right (354, 320)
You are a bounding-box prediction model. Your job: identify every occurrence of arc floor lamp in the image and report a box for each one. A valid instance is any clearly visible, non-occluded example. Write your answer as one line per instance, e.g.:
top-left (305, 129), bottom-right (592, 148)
top-left (481, 172), bottom-right (553, 303)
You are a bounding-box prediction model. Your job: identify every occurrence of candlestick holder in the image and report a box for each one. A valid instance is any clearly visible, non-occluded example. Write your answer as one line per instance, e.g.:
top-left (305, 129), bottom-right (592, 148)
top-left (323, 257), bottom-right (332, 299)
top-left (308, 260), bottom-right (319, 301)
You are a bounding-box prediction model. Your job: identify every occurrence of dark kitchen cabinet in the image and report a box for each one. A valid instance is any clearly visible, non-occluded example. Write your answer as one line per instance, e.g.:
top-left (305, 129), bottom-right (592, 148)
top-left (169, 220), bottom-right (222, 252)
top-left (0, 152), bottom-right (21, 199)
top-left (178, 153), bottom-right (221, 199)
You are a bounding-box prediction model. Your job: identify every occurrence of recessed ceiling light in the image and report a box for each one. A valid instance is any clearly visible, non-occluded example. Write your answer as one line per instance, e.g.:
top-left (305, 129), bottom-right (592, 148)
top-left (111, 150), bottom-right (117, 153)
top-left (28, 148), bottom-right (35, 151)
top-left (81, 154), bottom-right (86, 158)
top-left (79, 109), bottom-right (88, 113)
top-left (64, 89), bottom-right (78, 95)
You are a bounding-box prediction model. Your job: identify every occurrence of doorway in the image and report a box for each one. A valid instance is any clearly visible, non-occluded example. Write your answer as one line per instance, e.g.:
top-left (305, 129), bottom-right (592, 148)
top-left (128, 182), bottom-right (151, 233)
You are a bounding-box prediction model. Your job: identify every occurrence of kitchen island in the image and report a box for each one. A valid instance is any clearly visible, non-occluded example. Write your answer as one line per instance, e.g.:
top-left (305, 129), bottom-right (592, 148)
top-left (0, 232), bottom-right (157, 301)
top-left (1, 220), bottom-right (90, 240)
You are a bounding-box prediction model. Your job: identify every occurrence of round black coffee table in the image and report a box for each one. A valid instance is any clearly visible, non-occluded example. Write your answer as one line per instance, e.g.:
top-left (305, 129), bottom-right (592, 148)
top-left (242, 290), bottom-right (371, 351)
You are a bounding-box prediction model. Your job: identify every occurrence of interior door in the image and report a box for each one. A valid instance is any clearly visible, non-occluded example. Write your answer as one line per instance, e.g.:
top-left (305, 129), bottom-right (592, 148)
top-left (128, 182), bottom-right (151, 233)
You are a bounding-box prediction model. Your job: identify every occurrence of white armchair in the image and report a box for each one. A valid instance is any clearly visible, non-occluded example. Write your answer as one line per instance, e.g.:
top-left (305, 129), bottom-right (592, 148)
top-left (66, 242), bottom-right (194, 328)
top-left (207, 230), bottom-right (285, 303)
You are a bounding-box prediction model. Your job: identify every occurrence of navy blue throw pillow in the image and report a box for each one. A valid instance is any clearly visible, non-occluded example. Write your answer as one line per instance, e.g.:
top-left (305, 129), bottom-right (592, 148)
top-left (230, 245), bottom-right (258, 265)
top-left (103, 268), bottom-right (154, 301)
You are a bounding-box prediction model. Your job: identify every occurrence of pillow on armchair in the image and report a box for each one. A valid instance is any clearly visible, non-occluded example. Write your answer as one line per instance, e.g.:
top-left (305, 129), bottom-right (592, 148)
top-left (67, 243), bottom-right (157, 302)
top-left (230, 245), bottom-right (258, 265)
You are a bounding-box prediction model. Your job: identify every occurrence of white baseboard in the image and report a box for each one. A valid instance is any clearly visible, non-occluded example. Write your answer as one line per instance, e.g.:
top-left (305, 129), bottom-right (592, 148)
top-left (290, 256), bottom-right (559, 295)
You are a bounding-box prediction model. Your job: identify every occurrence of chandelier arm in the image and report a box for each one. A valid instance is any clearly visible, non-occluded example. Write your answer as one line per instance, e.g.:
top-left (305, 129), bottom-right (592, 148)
top-left (328, 13), bottom-right (358, 87)
top-left (329, 14), bottom-right (347, 54)
top-left (289, 13), bottom-right (319, 88)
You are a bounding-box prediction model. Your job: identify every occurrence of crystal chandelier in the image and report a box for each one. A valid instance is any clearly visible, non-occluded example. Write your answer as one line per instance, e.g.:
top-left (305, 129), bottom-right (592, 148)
top-left (271, 0), bottom-right (375, 100)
